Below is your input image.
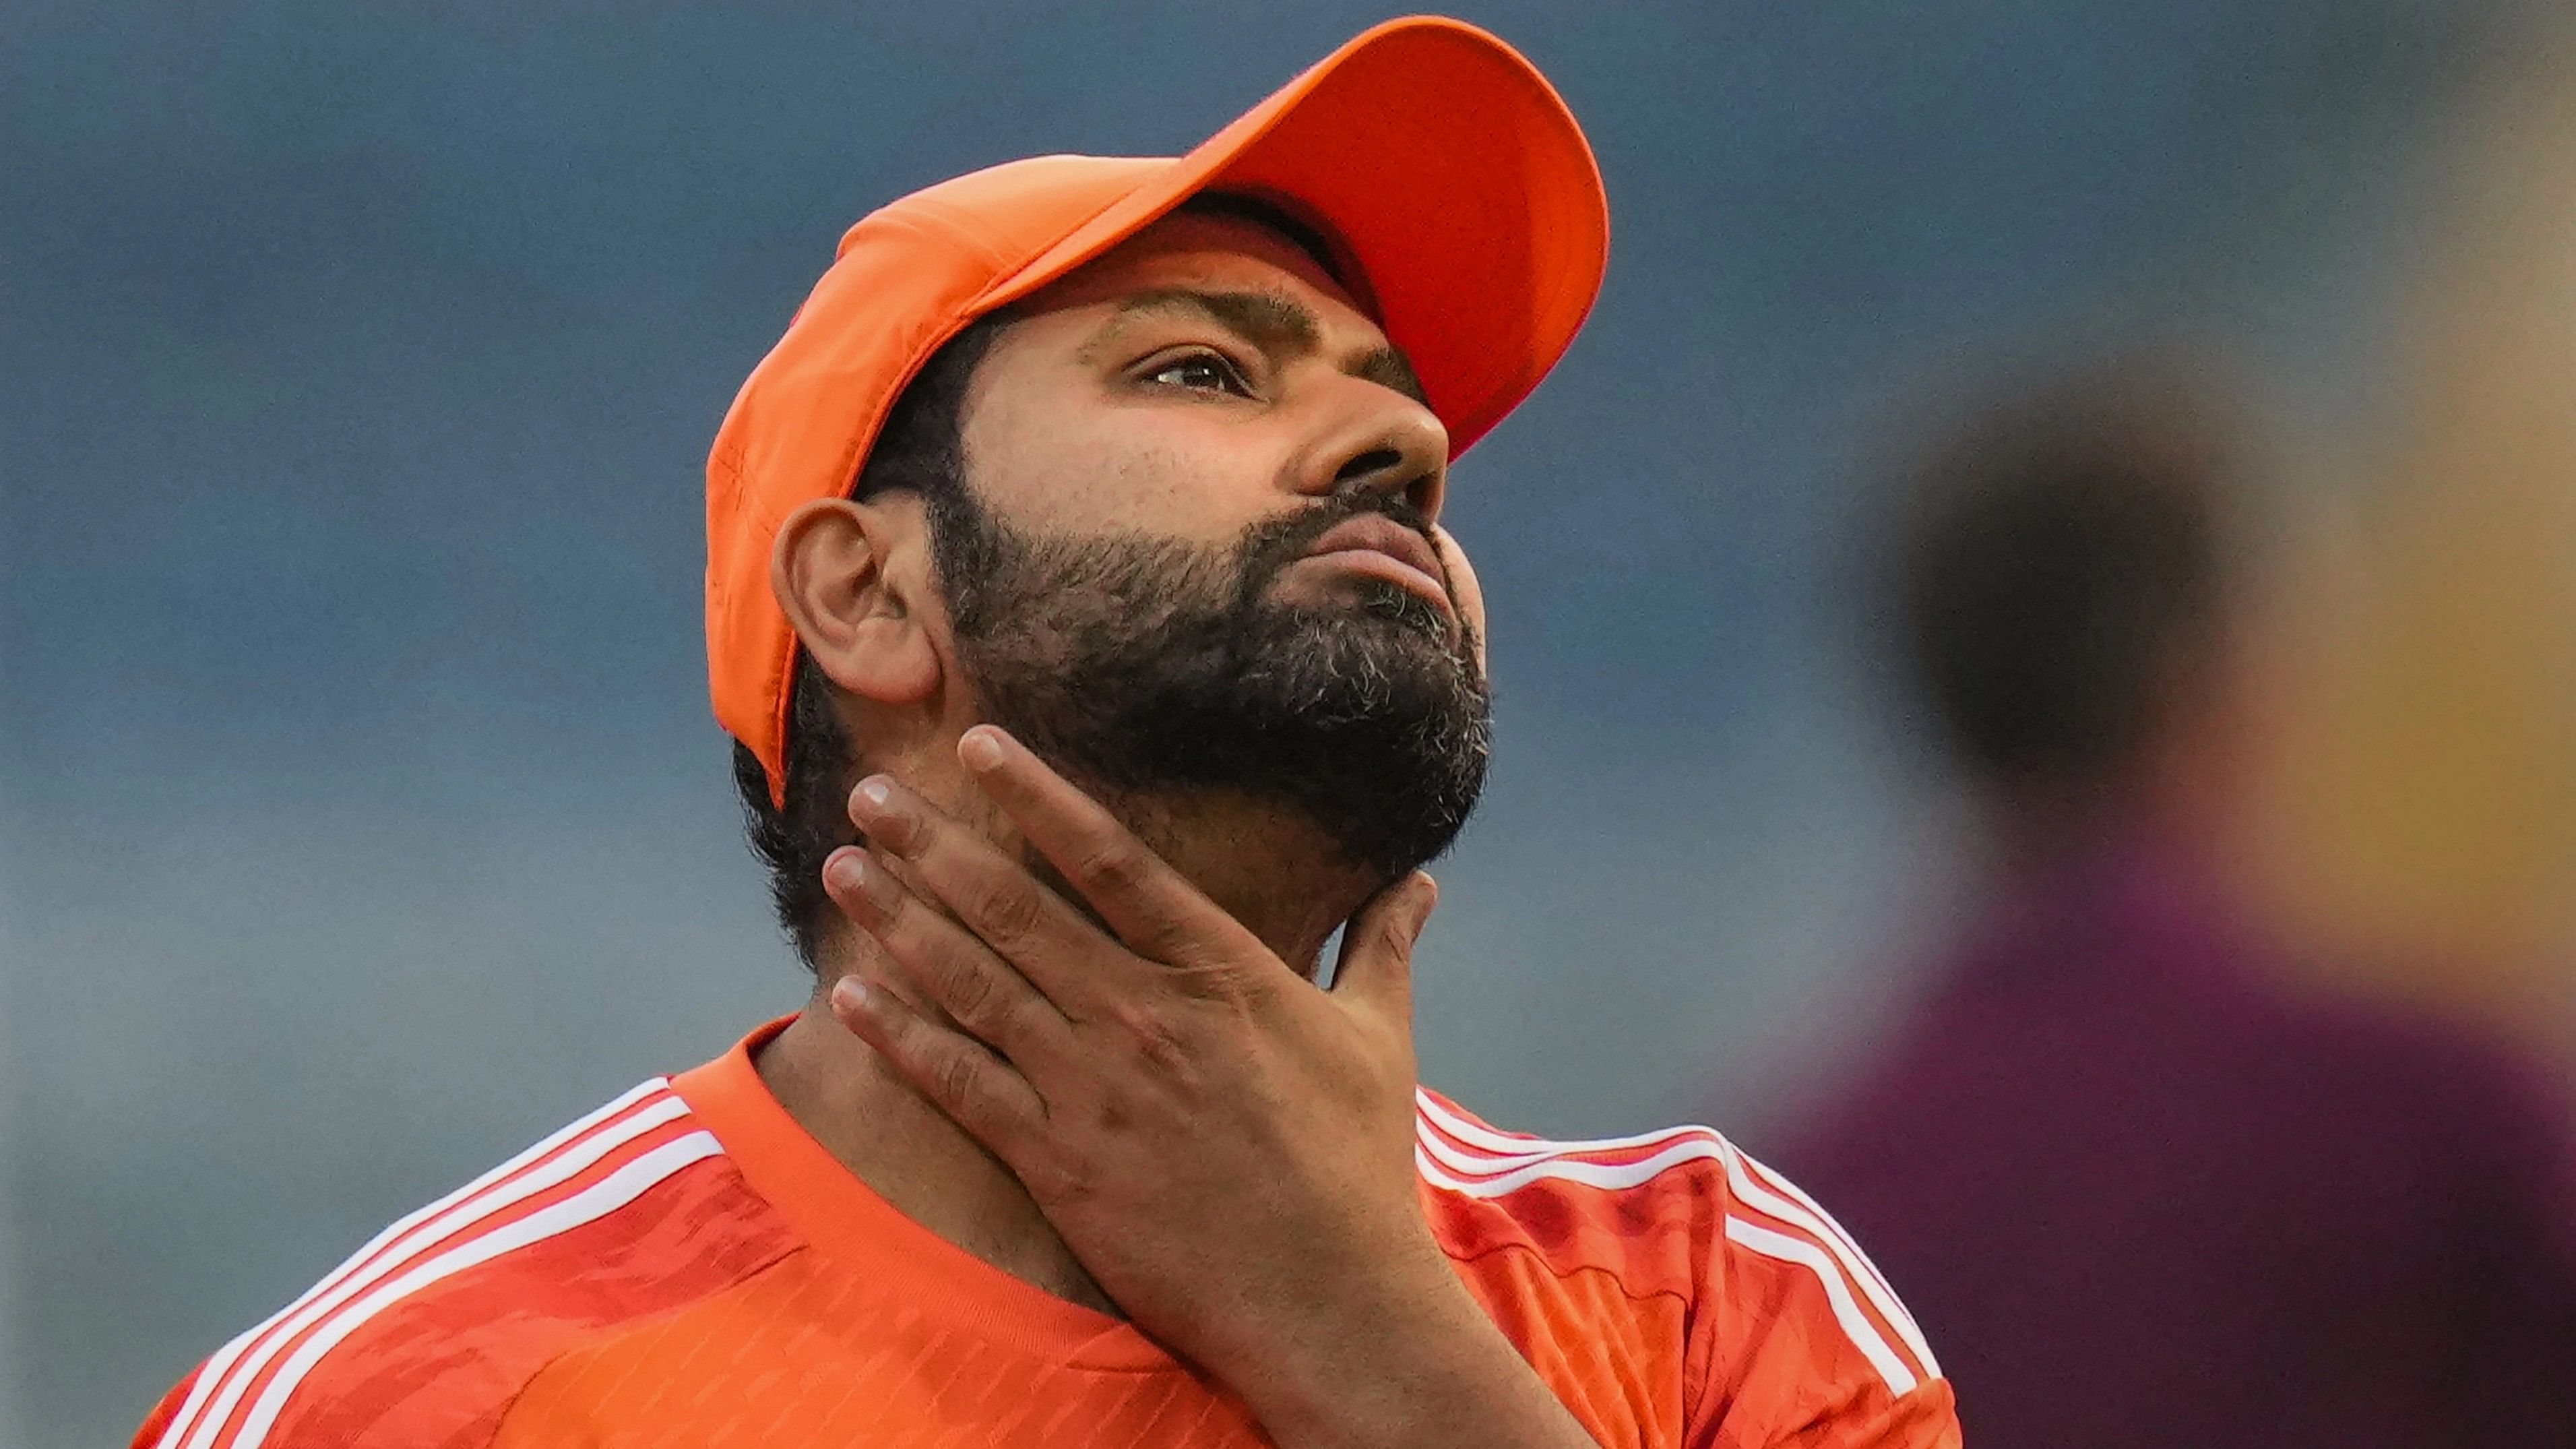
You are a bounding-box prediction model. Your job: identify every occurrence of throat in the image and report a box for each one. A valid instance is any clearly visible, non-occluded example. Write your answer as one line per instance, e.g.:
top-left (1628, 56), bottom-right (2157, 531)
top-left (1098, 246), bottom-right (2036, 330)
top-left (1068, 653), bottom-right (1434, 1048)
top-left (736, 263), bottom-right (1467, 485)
top-left (753, 1006), bottom-right (1121, 1317)
top-left (1090, 785), bottom-right (1384, 978)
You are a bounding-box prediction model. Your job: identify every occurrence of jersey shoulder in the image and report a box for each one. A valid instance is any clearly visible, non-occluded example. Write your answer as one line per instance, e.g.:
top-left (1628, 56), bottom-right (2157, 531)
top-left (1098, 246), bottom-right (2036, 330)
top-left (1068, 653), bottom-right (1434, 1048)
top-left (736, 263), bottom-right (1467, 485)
top-left (132, 1078), bottom-right (800, 1449)
top-left (1416, 1088), bottom-right (1955, 1444)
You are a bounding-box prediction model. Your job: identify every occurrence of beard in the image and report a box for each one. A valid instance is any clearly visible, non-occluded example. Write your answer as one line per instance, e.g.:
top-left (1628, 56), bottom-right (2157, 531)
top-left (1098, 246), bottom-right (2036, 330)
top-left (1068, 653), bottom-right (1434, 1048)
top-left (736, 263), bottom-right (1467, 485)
top-left (923, 485), bottom-right (1493, 886)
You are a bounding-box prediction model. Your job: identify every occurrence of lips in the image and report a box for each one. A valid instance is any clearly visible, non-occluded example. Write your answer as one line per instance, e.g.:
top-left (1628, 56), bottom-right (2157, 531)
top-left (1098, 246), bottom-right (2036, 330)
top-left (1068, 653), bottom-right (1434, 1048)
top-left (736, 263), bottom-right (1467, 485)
top-left (1296, 514), bottom-right (1452, 615)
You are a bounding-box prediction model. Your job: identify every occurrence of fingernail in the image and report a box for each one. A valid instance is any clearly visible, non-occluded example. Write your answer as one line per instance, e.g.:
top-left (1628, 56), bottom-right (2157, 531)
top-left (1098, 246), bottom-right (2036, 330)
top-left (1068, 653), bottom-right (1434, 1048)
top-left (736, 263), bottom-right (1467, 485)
top-left (832, 975), bottom-right (871, 1012)
top-left (825, 851), bottom-right (869, 900)
top-left (838, 852), bottom-right (897, 910)
top-left (960, 729), bottom-right (1005, 771)
top-left (856, 776), bottom-right (893, 809)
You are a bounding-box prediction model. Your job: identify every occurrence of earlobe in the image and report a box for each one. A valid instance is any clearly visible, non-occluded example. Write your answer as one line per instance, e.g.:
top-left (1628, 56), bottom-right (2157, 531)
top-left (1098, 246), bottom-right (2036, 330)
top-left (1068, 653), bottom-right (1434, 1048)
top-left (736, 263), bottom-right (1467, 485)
top-left (772, 498), bottom-right (943, 707)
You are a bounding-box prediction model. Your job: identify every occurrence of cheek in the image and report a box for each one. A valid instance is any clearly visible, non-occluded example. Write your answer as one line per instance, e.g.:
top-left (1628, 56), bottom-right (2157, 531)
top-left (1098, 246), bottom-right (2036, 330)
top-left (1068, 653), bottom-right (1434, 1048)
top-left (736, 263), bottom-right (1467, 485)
top-left (971, 396), bottom-right (1282, 545)
top-left (1431, 527), bottom-right (1490, 665)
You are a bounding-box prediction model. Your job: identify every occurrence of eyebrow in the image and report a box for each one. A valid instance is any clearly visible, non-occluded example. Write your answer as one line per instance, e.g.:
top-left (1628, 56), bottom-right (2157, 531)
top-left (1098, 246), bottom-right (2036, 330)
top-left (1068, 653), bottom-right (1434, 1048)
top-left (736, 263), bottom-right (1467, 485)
top-left (1091, 286), bottom-right (1428, 407)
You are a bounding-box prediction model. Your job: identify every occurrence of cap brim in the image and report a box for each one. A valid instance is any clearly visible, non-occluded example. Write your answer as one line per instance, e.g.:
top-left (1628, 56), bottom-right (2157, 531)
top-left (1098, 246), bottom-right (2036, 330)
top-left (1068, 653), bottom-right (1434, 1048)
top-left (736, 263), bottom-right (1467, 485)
top-left (972, 15), bottom-right (1608, 458)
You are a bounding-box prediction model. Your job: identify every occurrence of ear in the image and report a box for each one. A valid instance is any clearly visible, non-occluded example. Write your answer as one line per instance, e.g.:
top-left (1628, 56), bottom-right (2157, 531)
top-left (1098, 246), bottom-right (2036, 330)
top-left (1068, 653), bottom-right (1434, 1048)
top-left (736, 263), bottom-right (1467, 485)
top-left (771, 497), bottom-right (943, 708)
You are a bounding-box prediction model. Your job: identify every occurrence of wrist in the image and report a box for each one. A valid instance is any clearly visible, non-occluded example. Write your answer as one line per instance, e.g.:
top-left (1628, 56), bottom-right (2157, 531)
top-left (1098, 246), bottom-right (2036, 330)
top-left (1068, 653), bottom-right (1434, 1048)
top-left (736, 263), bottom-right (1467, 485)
top-left (1231, 1249), bottom-right (1576, 1449)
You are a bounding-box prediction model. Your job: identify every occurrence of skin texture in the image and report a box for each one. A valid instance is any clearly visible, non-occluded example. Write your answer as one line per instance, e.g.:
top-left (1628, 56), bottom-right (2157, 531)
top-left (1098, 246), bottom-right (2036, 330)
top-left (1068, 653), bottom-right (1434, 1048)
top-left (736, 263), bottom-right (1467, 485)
top-left (755, 213), bottom-right (1595, 1449)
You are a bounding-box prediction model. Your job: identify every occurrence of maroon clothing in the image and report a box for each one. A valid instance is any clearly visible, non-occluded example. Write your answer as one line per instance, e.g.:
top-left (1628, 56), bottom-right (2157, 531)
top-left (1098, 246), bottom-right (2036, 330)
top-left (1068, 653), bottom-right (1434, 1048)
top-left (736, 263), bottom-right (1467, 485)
top-left (1773, 840), bottom-right (2576, 1448)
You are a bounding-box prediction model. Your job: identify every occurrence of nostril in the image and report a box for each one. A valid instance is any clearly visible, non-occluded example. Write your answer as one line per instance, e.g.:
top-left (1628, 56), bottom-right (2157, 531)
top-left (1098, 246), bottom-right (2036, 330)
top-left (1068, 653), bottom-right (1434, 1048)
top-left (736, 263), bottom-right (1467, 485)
top-left (1333, 447), bottom-right (1406, 489)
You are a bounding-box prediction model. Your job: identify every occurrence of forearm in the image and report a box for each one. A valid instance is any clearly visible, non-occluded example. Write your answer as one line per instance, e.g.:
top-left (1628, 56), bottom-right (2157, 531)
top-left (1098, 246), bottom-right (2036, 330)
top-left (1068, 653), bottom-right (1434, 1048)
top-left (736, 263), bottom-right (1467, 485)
top-left (1235, 1268), bottom-right (1602, 1449)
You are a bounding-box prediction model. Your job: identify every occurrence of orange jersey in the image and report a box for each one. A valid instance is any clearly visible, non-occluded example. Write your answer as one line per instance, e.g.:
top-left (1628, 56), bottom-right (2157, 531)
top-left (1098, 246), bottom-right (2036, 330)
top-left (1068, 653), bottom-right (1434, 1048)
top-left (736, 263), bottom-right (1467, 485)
top-left (133, 1020), bottom-right (1958, 1448)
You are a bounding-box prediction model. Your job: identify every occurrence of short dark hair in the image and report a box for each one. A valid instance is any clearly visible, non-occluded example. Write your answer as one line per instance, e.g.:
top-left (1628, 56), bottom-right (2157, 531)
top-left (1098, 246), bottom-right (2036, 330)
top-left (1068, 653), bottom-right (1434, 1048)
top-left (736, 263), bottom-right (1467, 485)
top-left (1885, 377), bottom-right (2228, 793)
top-left (728, 190), bottom-right (1362, 973)
top-left (731, 311), bottom-right (1012, 973)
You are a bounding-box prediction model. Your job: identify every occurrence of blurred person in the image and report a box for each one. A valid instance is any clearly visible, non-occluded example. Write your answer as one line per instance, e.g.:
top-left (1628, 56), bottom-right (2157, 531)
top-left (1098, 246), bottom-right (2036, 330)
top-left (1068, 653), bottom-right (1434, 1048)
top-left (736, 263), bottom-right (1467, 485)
top-left (1771, 370), bottom-right (2576, 1448)
top-left (131, 19), bottom-right (1959, 1449)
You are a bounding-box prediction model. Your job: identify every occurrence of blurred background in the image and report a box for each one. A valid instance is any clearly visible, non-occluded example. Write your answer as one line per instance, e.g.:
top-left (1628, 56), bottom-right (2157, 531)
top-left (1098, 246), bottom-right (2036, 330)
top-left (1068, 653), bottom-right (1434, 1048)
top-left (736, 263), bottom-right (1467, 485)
top-left (8, 1), bottom-right (2576, 1445)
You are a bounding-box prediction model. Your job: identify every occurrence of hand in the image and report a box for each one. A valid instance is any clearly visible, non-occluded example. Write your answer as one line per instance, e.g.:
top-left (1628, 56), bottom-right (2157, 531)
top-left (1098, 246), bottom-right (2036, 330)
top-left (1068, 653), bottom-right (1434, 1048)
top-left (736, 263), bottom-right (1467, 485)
top-left (819, 726), bottom-right (1597, 1448)
top-left (821, 725), bottom-right (1447, 1394)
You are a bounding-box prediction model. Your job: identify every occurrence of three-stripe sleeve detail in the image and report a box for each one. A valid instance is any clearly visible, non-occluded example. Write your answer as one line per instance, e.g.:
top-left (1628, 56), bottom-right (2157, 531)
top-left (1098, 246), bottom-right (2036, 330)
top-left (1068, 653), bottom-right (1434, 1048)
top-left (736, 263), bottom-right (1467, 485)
top-left (154, 1078), bottom-right (715, 1449)
top-left (1412, 1090), bottom-right (1937, 1395)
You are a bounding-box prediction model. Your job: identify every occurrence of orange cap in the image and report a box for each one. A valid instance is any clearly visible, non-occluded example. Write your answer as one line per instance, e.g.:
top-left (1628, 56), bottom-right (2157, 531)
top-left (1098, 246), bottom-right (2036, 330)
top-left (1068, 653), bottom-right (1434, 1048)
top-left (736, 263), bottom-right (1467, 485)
top-left (708, 15), bottom-right (1608, 803)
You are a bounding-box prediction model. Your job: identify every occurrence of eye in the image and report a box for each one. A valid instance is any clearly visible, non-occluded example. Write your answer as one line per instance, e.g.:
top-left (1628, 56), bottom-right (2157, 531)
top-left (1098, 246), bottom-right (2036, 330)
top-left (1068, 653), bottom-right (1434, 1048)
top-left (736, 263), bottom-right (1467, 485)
top-left (1143, 350), bottom-right (1252, 397)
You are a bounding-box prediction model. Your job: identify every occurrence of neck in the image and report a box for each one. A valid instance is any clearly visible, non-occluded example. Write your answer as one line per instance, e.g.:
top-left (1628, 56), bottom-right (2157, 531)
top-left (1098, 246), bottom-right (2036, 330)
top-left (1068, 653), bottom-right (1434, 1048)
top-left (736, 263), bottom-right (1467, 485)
top-left (755, 781), bottom-right (1383, 1314)
top-left (756, 999), bottom-right (1123, 1312)
top-left (1111, 784), bottom-right (1383, 975)
top-left (1985, 733), bottom-right (2234, 880)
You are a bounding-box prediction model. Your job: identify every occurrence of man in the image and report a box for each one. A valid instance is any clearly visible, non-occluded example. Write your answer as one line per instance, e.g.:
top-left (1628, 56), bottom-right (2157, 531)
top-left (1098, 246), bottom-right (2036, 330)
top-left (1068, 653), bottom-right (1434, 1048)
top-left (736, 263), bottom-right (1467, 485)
top-left (134, 19), bottom-right (1957, 1448)
top-left (1774, 371), bottom-right (2576, 1448)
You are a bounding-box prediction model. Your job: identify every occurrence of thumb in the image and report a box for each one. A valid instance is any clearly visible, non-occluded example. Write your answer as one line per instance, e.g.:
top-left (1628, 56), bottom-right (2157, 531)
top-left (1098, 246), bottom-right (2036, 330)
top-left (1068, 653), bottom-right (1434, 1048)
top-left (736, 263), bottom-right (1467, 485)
top-left (1331, 871), bottom-right (1439, 1022)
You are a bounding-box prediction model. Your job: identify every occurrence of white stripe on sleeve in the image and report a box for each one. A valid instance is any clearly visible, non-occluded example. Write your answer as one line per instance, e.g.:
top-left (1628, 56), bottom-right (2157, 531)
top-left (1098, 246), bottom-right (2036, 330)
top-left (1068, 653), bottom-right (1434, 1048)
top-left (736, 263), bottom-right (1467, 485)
top-left (166, 1080), bottom-right (679, 1449)
top-left (1723, 1216), bottom-right (1920, 1396)
top-left (223, 1130), bottom-right (723, 1449)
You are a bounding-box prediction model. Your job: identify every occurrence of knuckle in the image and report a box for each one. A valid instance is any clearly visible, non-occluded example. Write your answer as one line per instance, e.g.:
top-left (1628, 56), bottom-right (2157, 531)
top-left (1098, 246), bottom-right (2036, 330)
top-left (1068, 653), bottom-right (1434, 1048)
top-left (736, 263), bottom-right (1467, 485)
top-left (970, 873), bottom-right (1044, 944)
top-left (941, 958), bottom-right (1001, 1026)
top-left (1173, 960), bottom-right (1266, 1011)
top-left (1075, 838), bottom-right (1152, 896)
top-left (933, 1048), bottom-right (986, 1113)
top-left (1112, 1002), bottom-right (1193, 1071)
top-left (1090, 1089), bottom-right (1133, 1135)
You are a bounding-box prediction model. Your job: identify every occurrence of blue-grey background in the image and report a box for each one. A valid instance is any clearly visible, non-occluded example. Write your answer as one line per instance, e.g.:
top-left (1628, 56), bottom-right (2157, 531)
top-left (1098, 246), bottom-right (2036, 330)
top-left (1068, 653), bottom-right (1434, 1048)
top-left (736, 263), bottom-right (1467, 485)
top-left (0, 1), bottom-right (2512, 1442)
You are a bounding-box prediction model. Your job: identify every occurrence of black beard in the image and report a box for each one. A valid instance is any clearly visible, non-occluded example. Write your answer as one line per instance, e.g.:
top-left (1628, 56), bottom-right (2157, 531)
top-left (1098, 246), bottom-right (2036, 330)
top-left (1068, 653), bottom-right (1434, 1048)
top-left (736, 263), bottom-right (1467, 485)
top-left (925, 486), bottom-right (1493, 885)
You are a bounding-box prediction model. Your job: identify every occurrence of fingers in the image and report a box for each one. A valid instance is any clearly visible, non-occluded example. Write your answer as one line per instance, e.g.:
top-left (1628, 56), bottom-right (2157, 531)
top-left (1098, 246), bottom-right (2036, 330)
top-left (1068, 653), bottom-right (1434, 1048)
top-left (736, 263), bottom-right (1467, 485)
top-left (1328, 871), bottom-right (1438, 1026)
top-left (830, 975), bottom-right (1048, 1161)
top-left (955, 726), bottom-right (1263, 969)
top-left (845, 772), bottom-right (1129, 1013)
top-left (823, 846), bottom-right (1078, 1072)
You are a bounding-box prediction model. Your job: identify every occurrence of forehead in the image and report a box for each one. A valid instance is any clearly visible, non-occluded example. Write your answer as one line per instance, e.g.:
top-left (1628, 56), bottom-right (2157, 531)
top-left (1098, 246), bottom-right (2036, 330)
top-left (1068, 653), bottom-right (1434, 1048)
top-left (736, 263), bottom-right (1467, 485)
top-left (1017, 211), bottom-right (1381, 339)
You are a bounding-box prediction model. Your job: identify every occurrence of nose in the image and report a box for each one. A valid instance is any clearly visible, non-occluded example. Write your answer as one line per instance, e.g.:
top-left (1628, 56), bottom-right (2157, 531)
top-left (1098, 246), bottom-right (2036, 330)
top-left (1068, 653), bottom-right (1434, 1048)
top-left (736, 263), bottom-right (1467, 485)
top-left (1294, 378), bottom-right (1450, 521)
